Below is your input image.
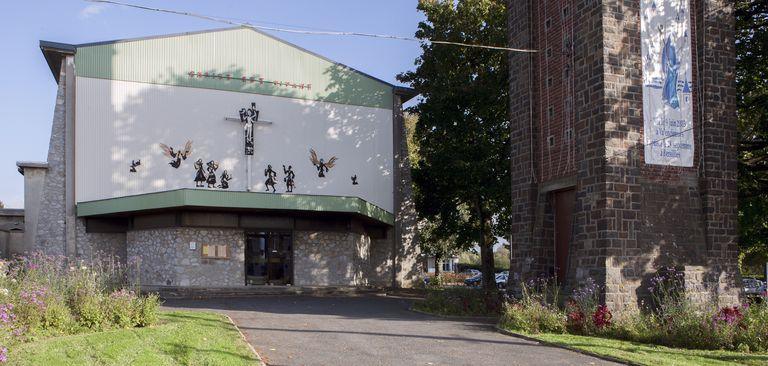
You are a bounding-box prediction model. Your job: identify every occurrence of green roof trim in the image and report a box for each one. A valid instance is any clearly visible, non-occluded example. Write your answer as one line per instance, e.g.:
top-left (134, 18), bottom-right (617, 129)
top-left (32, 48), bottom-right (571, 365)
top-left (76, 189), bottom-right (394, 225)
top-left (72, 27), bottom-right (396, 109)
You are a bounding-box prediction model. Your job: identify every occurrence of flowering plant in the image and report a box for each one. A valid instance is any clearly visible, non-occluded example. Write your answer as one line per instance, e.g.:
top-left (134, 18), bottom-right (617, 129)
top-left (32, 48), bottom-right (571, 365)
top-left (592, 305), bottom-right (613, 329)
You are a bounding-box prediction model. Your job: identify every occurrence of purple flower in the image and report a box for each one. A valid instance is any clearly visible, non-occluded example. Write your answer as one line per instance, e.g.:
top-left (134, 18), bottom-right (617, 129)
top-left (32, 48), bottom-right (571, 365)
top-left (0, 347), bottom-right (7, 362)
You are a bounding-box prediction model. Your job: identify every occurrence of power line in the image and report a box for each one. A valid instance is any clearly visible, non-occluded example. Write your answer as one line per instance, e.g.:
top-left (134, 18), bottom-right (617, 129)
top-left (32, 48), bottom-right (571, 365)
top-left (85, 0), bottom-right (538, 53)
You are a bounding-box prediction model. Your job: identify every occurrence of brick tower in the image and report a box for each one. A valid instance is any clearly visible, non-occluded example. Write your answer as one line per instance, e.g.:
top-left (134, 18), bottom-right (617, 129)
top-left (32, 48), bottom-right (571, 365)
top-left (507, 0), bottom-right (740, 311)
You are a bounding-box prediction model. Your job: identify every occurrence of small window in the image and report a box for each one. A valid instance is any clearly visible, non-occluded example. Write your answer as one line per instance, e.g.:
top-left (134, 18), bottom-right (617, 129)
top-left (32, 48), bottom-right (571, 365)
top-left (547, 135), bottom-right (555, 147)
top-left (563, 6), bottom-right (569, 18)
top-left (548, 106), bottom-right (555, 119)
top-left (563, 66), bottom-right (570, 80)
top-left (564, 128), bottom-right (573, 140)
top-left (546, 48), bottom-right (553, 58)
top-left (201, 244), bottom-right (228, 259)
top-left (547, 77), bottom-right (553, 88)
top-left (545, 18), bottom-right (552, 30)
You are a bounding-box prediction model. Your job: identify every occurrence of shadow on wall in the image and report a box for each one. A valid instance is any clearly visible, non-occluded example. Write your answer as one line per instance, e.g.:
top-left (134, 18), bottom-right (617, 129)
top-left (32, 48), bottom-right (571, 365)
top-left (87, 57), bottom-right (395, 208)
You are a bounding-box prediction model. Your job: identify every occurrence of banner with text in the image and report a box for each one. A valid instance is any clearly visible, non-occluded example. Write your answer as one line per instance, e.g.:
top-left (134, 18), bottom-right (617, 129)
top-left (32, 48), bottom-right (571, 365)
top-left (641, 0), bottom-right (694, 167)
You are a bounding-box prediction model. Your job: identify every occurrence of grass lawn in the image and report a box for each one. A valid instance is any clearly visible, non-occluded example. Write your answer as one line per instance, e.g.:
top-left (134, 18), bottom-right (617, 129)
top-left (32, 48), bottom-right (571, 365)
top-left (9, 311), bottom-right (260, 365)
top-left (513, 331), bottom-right (768, 366)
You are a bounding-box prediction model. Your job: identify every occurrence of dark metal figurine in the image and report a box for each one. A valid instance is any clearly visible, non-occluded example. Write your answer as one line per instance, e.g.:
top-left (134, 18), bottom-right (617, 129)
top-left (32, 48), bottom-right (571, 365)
top-left (194, 159), bottom-right (206, 187)
top-left (351, 175), bottom-right (358, 185)
top-left (206, 161), bottom-right (219, 188)
top-left (309, 148), bottom-right (338, 178)
top-left (129, 160), bottom-right (141, 173)
top-left (264, 164), bottom-right (278, 193)
top-left (283, 165), bottom-right (295, 193)
top-left (219, 170), bottom-right (232, 189)
top-left (160, 141), bottom-right (193, 168)
top-left (238, 103), bottom-right (259, 156)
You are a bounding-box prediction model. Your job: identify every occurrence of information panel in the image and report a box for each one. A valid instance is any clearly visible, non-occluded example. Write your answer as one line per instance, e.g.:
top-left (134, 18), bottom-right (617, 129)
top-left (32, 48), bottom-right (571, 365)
top-left (641, 0), bottom-right (694, 167)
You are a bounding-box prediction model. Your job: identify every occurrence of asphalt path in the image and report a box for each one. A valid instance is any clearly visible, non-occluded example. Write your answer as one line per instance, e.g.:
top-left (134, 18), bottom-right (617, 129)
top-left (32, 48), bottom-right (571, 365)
top-left (164, 295), bottom-right (621, 366)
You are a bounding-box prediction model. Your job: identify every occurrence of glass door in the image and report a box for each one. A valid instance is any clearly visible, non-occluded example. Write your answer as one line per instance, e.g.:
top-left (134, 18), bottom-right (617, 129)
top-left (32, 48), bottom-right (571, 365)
top-left (245, 232), bottom-right (292, 285)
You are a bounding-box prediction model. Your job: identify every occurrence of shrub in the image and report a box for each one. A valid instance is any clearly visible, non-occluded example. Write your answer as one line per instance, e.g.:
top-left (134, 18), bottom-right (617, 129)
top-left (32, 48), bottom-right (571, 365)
top-left (72, 290), bottom-right (106, 329)
top-left (499, 276), bottom-right (566, 334)
top-left (134, 293), bottom-right (161, 327)
top-left (0, 252), bottom-right (165, 362)
top-left (41, 298), bottom-right (74, 333)
top-left (499, 302), bottom-right (566, 334)
top-left (109, 289), bottom-right (138, 328)
top-left (414, 288), bottom-right (502, 316)
top-left (735, 302), bottom-right (768, 353)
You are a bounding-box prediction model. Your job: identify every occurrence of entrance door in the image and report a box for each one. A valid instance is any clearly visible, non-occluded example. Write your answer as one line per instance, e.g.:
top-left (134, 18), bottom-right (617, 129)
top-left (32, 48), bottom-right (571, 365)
top-left (553, 189), bottom-right (575, 283)
top-left (245, 231), bottom-right (292, 285)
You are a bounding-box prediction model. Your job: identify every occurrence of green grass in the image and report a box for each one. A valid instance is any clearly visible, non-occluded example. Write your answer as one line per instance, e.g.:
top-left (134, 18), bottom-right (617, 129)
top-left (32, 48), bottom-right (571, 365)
top-left (9, 311), bottom-right (260, 366)
top-left (512, 331), bottom-right (768, 366)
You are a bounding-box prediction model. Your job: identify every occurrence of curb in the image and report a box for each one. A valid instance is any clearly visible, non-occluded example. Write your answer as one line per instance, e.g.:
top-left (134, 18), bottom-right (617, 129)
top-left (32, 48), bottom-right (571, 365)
top-left (494, 326), bottom-right (637, 366)
top-left (408, 307), bottom-right (499, 322)
top-left (223, 314), bottom-right (268, 366)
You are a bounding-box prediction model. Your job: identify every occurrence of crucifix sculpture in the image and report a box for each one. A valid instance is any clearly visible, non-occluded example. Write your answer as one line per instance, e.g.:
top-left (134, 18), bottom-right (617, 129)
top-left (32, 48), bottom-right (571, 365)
top-left (225, 102), bottom-right (274, 191)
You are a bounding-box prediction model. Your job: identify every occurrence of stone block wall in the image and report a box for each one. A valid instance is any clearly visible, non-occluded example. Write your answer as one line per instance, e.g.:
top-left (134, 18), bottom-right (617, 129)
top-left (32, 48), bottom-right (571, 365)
top-left (34, 60), bottom-right (69, 256)
top-left (293, 230), bottom-right (372, 286)
top-left (75, 218), bottom-right (126, 262)
top-left (127, 228), bottom-right (245, 287)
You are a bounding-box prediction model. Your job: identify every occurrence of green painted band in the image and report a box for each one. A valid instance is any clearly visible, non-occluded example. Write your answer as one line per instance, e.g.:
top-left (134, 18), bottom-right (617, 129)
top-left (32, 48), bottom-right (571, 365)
top-left (76, 189), bottom-right (394, 226)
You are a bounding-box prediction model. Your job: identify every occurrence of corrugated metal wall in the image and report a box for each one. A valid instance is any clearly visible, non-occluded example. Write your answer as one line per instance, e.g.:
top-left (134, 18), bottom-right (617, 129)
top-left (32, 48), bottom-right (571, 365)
top-left (74, 28), bottom-right (393, 109)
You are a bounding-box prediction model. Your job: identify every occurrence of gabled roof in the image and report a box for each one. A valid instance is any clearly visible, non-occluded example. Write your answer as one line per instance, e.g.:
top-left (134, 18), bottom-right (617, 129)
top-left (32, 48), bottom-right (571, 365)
top-left (40, 26), bottom-right (416, 102)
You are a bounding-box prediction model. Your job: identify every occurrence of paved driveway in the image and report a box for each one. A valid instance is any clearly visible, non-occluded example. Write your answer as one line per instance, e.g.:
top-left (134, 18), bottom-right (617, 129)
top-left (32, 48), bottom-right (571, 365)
top-left (164, 295), bottom-right (620, 366)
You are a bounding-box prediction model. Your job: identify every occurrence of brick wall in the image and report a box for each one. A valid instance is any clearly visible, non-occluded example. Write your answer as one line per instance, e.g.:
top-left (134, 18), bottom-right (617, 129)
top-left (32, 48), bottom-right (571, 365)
top-left (508, 0), bottom-right (741, 310)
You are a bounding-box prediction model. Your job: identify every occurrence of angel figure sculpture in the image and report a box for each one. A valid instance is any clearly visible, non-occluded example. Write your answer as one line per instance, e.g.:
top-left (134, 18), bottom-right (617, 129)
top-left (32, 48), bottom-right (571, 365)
top-left (160, 140), bottom-right (193, 168)
top-left (309, 148), bottom-right (338, 178)
top-left (129, 160), bottom-right (141, 173)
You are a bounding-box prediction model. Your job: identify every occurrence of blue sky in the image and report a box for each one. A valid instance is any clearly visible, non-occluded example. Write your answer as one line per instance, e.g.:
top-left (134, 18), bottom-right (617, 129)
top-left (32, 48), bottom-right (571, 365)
top-left (0, 0), bottom-right (424, 208)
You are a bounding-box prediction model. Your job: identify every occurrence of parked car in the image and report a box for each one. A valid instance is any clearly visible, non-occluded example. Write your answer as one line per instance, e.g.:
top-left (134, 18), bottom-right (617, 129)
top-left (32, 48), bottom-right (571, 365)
top-left (744, 278), bottom-right (766, 297)
top-left (463, 269), bottom-right (481, 277)
top-left (495, 272), bottom-right (509, 289)
top-left (464, 273), bottom-right (482, 287)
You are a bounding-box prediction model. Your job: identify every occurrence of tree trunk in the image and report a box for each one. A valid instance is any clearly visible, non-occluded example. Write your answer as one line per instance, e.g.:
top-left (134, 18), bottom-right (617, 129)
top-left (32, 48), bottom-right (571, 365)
top-left (475, 199), bottom-right (496, 291)
top-left (434, 253), bottom-right (442, 278)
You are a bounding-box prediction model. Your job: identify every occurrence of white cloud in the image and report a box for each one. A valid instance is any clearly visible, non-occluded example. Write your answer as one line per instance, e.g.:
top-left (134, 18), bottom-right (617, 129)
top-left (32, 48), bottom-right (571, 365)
top-left (79, 4), bottom-right (107, 19)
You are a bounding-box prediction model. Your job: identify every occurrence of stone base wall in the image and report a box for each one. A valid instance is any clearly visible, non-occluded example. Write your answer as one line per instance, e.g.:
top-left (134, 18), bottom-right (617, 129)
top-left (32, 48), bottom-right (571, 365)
top-left (75, 218), bottom-right (126, 263)
top-left (293, 230), bottom-right (373, 286)
top-left (368, 234), bottom-right (394, 286)
top-left (127, 228), bottom-right (245, 287)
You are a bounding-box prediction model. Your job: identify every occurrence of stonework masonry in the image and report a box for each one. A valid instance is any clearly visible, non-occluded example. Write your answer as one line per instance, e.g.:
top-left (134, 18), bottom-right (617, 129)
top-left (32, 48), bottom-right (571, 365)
top-left (33, 59), bottom-right (69, 256)
top-left (127, 228), bottom-right (246, 288)
top-left (393, 95), bottom-right (421, 287)
top-left (293, 230), bottom-right (371, 286)
top-left (75, 218), bottom-right (126, 262)
top-left (507, 0), bottom-right (741, 311)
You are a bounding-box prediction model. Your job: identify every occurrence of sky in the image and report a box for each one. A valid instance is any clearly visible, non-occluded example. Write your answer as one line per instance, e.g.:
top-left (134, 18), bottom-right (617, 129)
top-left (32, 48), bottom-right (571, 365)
top-left (0, 0), bottom-right (424, 208)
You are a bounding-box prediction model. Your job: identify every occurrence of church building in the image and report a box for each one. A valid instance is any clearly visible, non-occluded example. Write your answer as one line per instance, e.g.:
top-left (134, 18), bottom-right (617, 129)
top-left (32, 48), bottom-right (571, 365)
top-left (16, 27), bottom-right (420, 290)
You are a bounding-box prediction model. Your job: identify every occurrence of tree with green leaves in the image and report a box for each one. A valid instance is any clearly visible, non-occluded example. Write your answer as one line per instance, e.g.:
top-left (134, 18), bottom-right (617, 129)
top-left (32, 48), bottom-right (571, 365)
top-left (398, 0), bottom-right (510, 290)
top-left (736, 0), bottom-right (768, 276)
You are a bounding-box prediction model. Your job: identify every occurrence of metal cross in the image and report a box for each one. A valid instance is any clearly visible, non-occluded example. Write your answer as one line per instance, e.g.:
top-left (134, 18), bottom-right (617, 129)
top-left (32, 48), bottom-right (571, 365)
top-left (225, 102), bottom-right (275, 191)
top-left (224, 102), bottom-right (274, 156)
